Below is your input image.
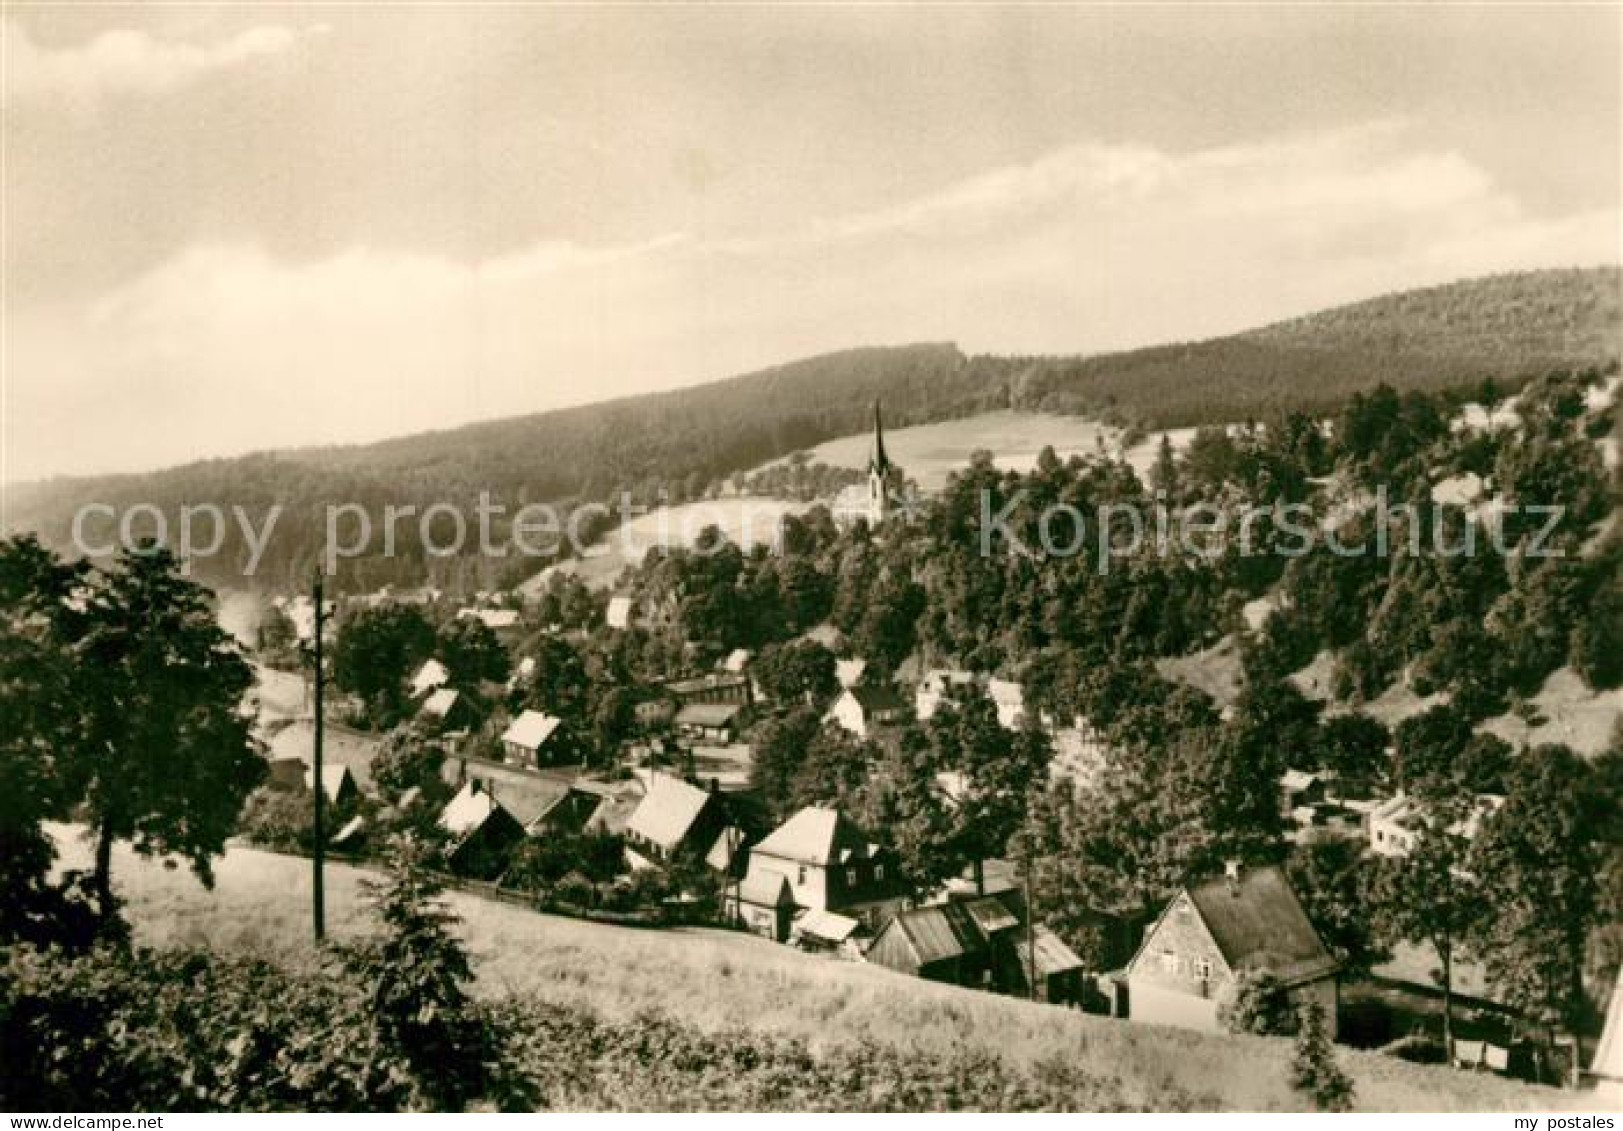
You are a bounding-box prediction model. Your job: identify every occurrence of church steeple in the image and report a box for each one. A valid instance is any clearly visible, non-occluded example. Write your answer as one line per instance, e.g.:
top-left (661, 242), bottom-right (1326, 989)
top-left (866, 400), bottom-right (893, 524)
top-left (868, 400), bottom-right (892, 477)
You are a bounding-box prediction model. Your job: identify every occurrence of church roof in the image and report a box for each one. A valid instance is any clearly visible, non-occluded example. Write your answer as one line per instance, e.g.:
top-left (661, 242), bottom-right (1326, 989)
top-left (868, 400), bottom-right (892, 476)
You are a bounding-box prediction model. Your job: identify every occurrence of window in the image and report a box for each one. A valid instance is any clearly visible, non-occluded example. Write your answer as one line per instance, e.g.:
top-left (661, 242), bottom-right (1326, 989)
top-left (1193, 958), bottom-right (1212, 980)
top-left (1160, 950), bottom-right (1179, 976)
top-left (797, 865), bottom-right (807, 884)
top-left (875, 864), bottom-right (885, 881)
top-left (846, 868), bottom-right (857, 885)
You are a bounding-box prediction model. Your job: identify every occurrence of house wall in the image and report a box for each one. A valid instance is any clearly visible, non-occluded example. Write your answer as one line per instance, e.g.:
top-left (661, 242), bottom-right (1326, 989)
top-left (1126, 891), bottom-right (1233, 1033)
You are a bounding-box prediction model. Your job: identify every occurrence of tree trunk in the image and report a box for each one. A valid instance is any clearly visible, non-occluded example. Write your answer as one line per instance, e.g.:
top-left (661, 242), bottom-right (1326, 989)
top-left (92, 819), bottom-right (117, 922)
top-left (1438, 939), bottom-right (1454, 1061)
top-left (973, 857), bottom-right (985, 896)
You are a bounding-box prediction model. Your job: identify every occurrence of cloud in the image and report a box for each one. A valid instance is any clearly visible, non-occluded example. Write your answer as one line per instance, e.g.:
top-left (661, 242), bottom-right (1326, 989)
top-left (3, 20), bottom-right (322, 104)
top-left (6, 124), bottom-right (1618, 482)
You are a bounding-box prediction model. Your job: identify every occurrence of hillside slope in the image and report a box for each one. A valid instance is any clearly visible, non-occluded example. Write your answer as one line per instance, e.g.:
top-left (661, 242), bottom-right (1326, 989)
top-left (47, 826), bottom-right (1583, 1113)
top-left (8, 267), bottom-right (1617, 592)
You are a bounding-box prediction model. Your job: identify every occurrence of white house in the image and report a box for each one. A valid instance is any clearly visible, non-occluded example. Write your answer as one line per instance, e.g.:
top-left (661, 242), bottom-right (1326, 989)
top-left (410, 658), bottom-right (450, 699)
top-left (826, 685), bottom-right (908, 739)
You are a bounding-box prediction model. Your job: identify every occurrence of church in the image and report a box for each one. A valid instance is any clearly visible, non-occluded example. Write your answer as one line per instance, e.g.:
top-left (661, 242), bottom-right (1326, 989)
top-left (831, 401), bottom-right (904, 526)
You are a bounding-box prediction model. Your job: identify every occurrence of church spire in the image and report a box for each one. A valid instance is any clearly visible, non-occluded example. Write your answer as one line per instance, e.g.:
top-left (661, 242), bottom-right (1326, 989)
top-left (868, 399), bottom-right (891, 476)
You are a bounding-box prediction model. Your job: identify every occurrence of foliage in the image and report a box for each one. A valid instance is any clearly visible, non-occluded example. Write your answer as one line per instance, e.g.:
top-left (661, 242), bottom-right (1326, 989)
top-left (332, 603), bottom-right (437, 725)
top-left (436, 616), bottom-right (512, 686)
top-left (1289, 1000), bottom-right (1354, 1112)
top-left (1218, 970), bottom-right (1300, 1037)
top-left (73, 544), bottom-right (265, 919)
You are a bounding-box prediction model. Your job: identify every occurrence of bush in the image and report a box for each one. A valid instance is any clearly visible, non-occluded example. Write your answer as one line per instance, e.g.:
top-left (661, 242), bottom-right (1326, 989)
top-left (1217, 970), bottom-right (1300, 1037)
top-left (1289, 1000), bottom-right (1354, 1112)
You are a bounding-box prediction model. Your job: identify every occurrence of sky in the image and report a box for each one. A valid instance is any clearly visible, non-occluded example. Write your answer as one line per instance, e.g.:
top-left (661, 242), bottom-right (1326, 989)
top-left (4, 4), bottom-right (1620, 484)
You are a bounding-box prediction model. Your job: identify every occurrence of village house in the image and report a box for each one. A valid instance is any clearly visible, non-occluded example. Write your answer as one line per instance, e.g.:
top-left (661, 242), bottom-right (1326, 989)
top-left (826, 684), bottom-right (909, 739)
top-left (915, 669), bottom-right (979, 722)
top-left (864, 894), bottom-right (1035, 992)
top-left (524, 781), bottom-right (613, 838)
top-left (1367, 793), bottom-right (1505, 858)
top-left (304, 763), bottom-right (360, 808)
top-left (623, 772), bottom-right (727, 868)
top-left (664, 672), bottom-right (752, 707)
top-left (438, 781), bottom-right (526, 880)
top-left (458, 607), bottom-right (521, 636)
top-left (834, 658), bottom-right (868, 689)
top-left (1279, 769), bottom-right (1327, 817)
top-left (986, 678), bottom-right (1026, 730)
top-left (420, 686), bottom-right (476, 732)
top-left (1124, 862), bottom-right (1339, 1036)
top-left (500, 709), bottom-right (564, 768)
top-left (740, 805), bottom-right (906, 929)
top-left (674, 701), bottom-right (747, 744)
top-left (410, 658), bottom-right (451, 699)
top-left (725, 869), bottom-right (796, 942)
top-left (606, 595), bottom-right (635, 630)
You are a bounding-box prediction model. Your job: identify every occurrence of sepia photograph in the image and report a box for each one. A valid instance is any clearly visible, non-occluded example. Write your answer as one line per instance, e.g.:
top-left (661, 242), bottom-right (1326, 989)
top-left (2, 1), bottom-right (1621, 1117)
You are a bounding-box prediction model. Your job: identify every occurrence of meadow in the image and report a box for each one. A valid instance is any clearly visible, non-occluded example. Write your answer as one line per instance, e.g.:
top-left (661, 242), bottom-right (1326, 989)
top-left (45, 825), bottom-right (1586, 1113)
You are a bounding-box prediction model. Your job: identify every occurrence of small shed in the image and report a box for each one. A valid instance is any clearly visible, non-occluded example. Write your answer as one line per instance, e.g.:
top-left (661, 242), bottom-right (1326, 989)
top-left (726, 870), bottom-right (795, 942)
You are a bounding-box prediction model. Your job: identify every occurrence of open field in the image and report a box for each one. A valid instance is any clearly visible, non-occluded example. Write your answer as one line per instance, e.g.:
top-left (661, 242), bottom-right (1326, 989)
top-left (45, 825), bottom-right (1585, 1113)
top-left (751, 410), bottom-right (1195, 491)
top-left (522, 497), bottom-right (816, 594)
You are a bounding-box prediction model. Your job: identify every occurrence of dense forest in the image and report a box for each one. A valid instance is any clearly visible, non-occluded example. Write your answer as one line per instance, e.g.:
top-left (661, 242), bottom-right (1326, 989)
top-left (7, 267), bottom-right (1618, 592)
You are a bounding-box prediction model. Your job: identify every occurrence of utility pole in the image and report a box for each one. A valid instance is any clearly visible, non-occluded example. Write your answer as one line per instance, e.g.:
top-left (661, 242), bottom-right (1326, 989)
top-left (311, 573), bottom-right (326, 943)
top-left (1024, 854), bottom-right (1038, 1002)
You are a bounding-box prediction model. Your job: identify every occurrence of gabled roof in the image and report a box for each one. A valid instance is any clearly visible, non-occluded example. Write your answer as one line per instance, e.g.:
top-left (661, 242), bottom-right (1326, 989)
top-left (625, 773), bottom-right (714, 852)
top-left (410, 659), bottom-right (450, 697)
top-left (835, 658), bottom-right (868, 688)
top-left (675, 701), bottom-right (744, 728)
top-left (751, 806), bottom-right (873, 867)
top-left (1014, 926), bottom-right (1086, 977)
top-left (845, 684), bottom-right (907, 715)
top-left (1281, 768), bottom-right (1322, 793)
top-left (422, 687), bottom-right (461, 718)
top-left (737, 869), bottom-right (793, 907)
top-left (705, 826), bottom-right (745, 872)
top-left (438, 782), bottom-right (514, 837)
top-left (304, 763), bottom-right (355, 803)
top-left (886, 901), bottom-right (986, 966)
top-left (795, 909), bottom-right (861, 943)
top-left (963, 894), bottom-right (1021, 935)
top-left (606, 595), bottom-right (634, 628)
top-left (459, 607), bottom-right (519, 630)
top-left (1177, 865), bottom-right (1337, 986)
top-left (987, 678), bottom-right (1023, 707)
top-left (722, 648), bottom-right (752, 673)
top-left (501, 709), bottom-right (562, 751)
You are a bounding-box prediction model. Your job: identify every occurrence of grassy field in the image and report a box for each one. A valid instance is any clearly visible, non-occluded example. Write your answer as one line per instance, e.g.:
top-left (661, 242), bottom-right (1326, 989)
top-left (44, 825), bottom-right (1588, 1113)
top-left (522, 497), bottom-right (816, 594)
top-left (751, 410), bottom-right (1195, 491)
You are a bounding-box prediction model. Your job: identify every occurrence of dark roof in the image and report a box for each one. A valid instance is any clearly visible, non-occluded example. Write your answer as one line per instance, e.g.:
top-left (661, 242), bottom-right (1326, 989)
top-left (888, 901), bottom-right (987, 966)
top-left (963, 894), bottom-right (1021, 935)
top-left (675, 702), bottom-right (744, 727)
top-left (1014, 926), bottom-right (1087, 977)
top-left (847, 684), bottom-right (908, 715)
top-left (1184, 865), bottom-right (1338, 986)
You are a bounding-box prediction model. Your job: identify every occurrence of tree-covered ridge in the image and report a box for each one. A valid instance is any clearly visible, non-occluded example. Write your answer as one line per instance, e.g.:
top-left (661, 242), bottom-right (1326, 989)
top-left (7, 267), bottom-right (1618, 593)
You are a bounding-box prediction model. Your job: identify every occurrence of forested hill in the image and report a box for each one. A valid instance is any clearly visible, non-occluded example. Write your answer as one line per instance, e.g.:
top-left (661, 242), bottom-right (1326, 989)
top-left (6, 267), bottom-right (1619, 592)
top-left (1004, 267), bottom-right (1622, 424)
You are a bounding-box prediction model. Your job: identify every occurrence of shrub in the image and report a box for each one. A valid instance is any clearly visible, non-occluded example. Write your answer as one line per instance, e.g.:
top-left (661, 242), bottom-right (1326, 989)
top-left (1217, 970), bottom-right (1300, 1037)
top-left (1289, 1000), bottom-right (1354, 1112)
